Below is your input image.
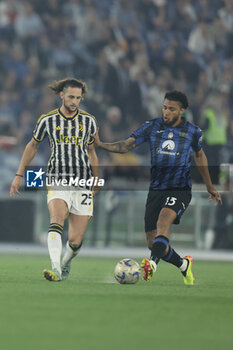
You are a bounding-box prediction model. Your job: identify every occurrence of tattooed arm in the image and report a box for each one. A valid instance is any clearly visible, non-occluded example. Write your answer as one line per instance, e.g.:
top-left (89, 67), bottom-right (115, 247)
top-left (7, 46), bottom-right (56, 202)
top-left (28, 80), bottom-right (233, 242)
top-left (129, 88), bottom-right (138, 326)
top-left (91, 128), bottom-right (136, 153)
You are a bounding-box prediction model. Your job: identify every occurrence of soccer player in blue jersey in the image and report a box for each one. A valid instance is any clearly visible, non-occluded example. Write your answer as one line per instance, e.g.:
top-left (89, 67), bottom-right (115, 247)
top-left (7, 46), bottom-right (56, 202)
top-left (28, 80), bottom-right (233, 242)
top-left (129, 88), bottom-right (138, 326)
top-left (92, 90), bottom-right (222, 285)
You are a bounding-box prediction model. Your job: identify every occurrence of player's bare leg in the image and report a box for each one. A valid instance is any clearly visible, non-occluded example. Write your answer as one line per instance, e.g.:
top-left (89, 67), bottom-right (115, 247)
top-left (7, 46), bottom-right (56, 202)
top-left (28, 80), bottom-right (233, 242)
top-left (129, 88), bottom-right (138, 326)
top-left (43, 199), bottom-right (68, 281)
top-left (61, 214), bottom-right (89, 280)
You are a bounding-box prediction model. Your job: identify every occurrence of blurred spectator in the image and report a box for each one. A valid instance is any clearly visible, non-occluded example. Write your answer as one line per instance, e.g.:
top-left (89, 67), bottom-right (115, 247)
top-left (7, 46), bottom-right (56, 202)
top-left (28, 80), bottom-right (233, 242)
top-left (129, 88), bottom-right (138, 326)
top-left (36, 0), bottom-right (62, 24)
top-left (14, 2), bottom-right (45, 56)
top-left (0, 92), bottom-right (16, 135)
top-left (196, 0), bottom-right (219, 22)
top-left (178, 49), bottom-right (202, 88)
top-left (110, 0), bottom-right (137, 31)
top-left (206, 58), bottom-right (221, 88)
top-left (212, 17), bottom-right (227, 57)
top-left (20, 74), bottom-right (40, 111)
top-left (16, 110), bottom-right (34, 145)
top-left (4, 44), bottom-right (28, 82)
top-left (52, 38), bottom-right (75, 73)
top-left (199, 93), bottom-right (229, 183)
top-left (218, 59), bottom-right (233, 93)
top-left (188, 18), bottom-right (216, 58)
top-left (101, 106), bottom-right (126, 143)
top-left (160, 47), bottom-right (180, 76)
top-left (0, 0), bottom-right (16, 42)
top-left (169, 0), bottom-right (196, 40)
top-left (146, 74), bottom-right (167, 118)
top-left (218, 0), bottom-right (233, 31)
top-left (14, 2), bottom-right (44, 37)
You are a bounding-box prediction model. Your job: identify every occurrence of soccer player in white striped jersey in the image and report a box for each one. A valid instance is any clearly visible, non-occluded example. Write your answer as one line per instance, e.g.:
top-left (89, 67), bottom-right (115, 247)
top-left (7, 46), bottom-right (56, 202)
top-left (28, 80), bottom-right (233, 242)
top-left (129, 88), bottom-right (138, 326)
top-left (10, 78), bottom-right (99, 281)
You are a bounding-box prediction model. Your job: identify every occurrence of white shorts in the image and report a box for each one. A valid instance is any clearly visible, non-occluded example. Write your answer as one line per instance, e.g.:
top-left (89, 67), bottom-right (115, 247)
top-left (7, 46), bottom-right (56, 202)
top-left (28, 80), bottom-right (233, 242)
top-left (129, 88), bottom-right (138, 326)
top-left (47, 189), bottom-right (93, 216)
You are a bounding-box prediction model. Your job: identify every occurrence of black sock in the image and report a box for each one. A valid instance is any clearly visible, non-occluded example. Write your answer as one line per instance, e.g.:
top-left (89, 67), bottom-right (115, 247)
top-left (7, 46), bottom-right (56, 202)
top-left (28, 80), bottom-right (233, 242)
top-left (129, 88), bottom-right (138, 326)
top-left (151, 236), bottom-right (169, 261)
top-left (162, 246), bottom-right (183, 268)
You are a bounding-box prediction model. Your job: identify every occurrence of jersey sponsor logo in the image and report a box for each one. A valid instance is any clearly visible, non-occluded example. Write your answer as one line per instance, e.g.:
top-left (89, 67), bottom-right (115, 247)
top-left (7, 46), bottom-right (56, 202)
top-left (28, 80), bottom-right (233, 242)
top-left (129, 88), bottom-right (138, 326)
top-left (179, 132), bottom-right (187, 137)
top-left (157, 139), bottom-right (180, 156)
top-left (162, 140), bottom-right (175, 151)
top-left (157, 130), bottom-right (164, 133)
top-left (26, 168), bottom-right (45, 188)
top-left (56, 134), bottom-right (82, 146)
top-left (56, 126), bottom-right (61, 130)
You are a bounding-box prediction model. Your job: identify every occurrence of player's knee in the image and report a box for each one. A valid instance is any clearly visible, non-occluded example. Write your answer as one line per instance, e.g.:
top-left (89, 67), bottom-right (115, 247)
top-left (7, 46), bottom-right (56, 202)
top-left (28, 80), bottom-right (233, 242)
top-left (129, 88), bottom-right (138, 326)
top-left (68, 240), bottom-right (83, 251)
top-left (151, 235), bottom-right (169, 259)
top-left (157, 209), bottom-right (176, 228)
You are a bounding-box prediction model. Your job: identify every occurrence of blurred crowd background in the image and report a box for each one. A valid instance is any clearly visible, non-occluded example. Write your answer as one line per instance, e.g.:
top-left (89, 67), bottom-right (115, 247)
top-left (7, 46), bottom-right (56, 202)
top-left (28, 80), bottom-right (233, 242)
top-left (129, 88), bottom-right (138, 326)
top-left (0, 0), bottom-right (233, 190)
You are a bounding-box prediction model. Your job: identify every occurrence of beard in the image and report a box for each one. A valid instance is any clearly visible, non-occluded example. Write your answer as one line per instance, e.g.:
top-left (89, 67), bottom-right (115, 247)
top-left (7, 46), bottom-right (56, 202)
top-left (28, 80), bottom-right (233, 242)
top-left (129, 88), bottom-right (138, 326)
top-left (64, 102), bottom-right (78, 114)
top-left (163, 115), bottom-right (179, 127)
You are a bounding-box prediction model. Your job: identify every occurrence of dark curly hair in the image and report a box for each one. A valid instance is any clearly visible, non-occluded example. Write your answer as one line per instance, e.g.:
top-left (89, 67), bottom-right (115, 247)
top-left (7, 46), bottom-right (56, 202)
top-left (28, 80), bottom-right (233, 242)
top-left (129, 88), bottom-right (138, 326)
top-left (164, 90), bottom-right (189, 109)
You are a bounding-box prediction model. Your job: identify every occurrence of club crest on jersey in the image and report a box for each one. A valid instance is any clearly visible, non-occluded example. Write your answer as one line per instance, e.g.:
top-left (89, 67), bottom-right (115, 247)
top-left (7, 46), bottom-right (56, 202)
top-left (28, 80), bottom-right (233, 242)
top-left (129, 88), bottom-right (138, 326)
top-left (79, 122), bottom-right (84, 131)
top-left (168, 132), bottom-right (173, 139)
top-left (56, 134), bottom-right (82, 146)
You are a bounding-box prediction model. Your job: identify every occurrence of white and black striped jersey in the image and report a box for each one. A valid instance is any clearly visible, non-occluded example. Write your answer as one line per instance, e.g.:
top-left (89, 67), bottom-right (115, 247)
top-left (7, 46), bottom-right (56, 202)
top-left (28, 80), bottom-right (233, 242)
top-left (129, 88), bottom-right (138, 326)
top-left (33, 108), bottom-right (97, 187)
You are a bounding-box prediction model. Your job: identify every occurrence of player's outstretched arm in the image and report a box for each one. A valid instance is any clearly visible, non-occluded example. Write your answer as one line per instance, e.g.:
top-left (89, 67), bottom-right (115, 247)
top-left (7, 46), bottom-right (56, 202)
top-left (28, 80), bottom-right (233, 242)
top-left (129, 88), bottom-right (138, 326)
top-left (91, 128), bottom-right (136, 153)
top-left (10, 138), bottom-right (40, 197)
top-left (194, 149), bottom-right (222, 206)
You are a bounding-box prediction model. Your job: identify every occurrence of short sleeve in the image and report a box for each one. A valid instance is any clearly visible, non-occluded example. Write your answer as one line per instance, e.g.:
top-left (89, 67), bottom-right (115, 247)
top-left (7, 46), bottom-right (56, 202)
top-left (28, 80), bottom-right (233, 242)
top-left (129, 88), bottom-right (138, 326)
top-left (191, 127), bottom-right (202, 152)
top-left (130, 121), bottom-right (153, 146)
top-left (87, 117), bottom-right (97, 145)
top-left (33, 115), bottom-right (47, 142)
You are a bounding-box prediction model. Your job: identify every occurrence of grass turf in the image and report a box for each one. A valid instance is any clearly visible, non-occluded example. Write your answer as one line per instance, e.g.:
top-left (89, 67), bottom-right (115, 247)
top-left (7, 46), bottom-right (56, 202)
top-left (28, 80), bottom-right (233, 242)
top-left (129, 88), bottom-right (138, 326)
top-left (0, 255), bottom-right (232, 350)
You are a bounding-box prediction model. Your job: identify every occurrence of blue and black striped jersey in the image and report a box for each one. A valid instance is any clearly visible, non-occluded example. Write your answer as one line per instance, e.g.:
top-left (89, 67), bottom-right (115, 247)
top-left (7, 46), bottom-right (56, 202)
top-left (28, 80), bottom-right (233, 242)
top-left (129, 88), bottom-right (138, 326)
top-left (131, 117), bottom-right (202, 190)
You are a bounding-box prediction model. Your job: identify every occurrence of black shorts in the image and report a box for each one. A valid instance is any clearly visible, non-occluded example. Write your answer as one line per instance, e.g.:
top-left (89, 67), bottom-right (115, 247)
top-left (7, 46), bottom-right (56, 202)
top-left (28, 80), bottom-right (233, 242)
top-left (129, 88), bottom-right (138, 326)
top-left (144, 189), bottom-right (192, 232)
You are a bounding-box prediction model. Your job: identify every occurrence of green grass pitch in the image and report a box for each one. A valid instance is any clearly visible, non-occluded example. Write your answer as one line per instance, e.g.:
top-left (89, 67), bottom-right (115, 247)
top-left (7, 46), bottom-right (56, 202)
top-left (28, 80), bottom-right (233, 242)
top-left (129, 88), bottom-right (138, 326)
top-left (0, 255), bottom-right (232, 350)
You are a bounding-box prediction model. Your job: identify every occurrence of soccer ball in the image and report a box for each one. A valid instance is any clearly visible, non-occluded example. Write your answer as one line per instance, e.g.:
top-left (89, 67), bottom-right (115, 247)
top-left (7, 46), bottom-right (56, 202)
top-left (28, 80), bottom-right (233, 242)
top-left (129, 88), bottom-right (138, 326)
top-left (114, 258), bottom-right (141, 284)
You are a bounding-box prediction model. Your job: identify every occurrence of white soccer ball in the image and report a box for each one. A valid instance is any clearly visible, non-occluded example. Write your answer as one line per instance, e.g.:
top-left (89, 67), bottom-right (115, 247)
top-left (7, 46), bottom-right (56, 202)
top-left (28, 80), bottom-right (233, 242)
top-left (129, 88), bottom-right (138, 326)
top-left (114, 258), bottom-right (141, 284)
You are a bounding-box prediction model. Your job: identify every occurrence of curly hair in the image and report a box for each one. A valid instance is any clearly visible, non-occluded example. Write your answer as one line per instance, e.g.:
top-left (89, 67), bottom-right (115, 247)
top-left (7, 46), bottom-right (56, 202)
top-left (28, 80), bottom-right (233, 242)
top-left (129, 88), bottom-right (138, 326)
top-left (164, 90), bottom-right (189, 109)
top-left (48, 78), bottom-right (88, 95)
